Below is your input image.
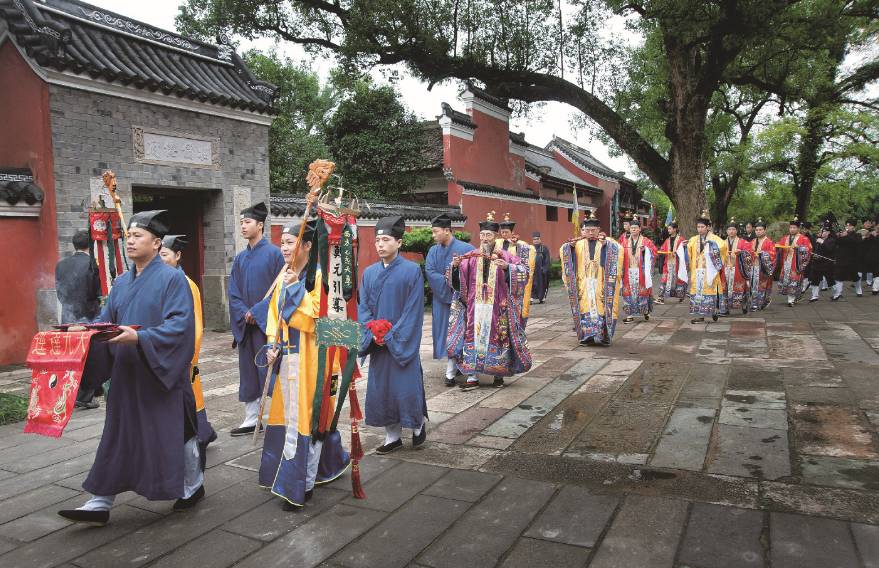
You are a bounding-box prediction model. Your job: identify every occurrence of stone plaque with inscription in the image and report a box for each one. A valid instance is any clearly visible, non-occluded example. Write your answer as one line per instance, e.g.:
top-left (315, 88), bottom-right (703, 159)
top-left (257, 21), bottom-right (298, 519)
top-left (133, 127), bottom-right (219, 168)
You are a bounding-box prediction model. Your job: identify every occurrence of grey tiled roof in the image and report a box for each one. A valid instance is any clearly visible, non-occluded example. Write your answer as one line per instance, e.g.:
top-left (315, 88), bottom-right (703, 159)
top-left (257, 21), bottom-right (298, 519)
top-left (270, 195), bottom-right (466, 222)
top-left (0, 168), bottom-right (44, 205)
top-left (0, 0), bottom-right (277, 113)
top-left (523, 145), bottom-right (601, 191)
top-left (548, 136), bottom-right (620, 178)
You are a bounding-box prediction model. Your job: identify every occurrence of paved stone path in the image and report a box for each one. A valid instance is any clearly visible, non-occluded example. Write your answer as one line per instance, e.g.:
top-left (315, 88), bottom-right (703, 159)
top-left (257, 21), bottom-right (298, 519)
top-left (1, 287), bottom-right (878, 567)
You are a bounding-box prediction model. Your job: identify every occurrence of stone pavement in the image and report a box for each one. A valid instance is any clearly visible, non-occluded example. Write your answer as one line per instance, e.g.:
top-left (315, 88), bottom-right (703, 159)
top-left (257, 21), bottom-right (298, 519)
top-left (1, 286), bottom-right (878, 567)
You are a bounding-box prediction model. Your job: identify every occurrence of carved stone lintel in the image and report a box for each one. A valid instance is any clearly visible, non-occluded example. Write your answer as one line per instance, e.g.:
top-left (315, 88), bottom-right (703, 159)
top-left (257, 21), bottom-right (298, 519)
top-left (132, 126), bottom-right (220, 169)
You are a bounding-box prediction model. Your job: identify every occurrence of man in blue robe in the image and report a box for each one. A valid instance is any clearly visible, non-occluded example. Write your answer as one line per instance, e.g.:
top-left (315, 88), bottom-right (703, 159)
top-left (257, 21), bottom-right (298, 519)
top-left (424, 213), bottom-right (473, 387)
top-left (228, 202), bottom-right (286, 436)
top-left (359, 216), bottom-right (428, 455)
top-left (58, 210), bottom-right (200, 526)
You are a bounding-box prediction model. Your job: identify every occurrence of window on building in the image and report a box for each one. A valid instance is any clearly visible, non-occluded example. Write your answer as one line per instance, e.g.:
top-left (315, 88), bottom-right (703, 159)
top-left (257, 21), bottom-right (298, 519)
top-left (545, 206), bottom-right (558, 222)
top-left (567, 208), bottom-right (574, 222)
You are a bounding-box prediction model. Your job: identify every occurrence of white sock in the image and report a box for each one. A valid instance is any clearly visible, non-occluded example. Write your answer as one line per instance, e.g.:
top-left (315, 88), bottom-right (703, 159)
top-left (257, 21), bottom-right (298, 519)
top-left (856, 280), bottom-right (863, 295)
top-left (833, 282), bottom-right (844, 297)
top-left (873, 279), bottom-right (879, 292)
top-left (384, 424), bottom-right (402, 445)
top-left (240, 400), bottom-right (260, 428)
top-left (466, 375), bottom-right (478, 383)
top-left (787, 295), bottom-right (796, 304)
top-left (413, 419), bottom-right (425, 437)
top-left (79, 494), bottom-right (115, 511)
top-left (810, 286), bottom-right (819, 300)
top-left (445, 358), bottom-right (457, 380)
top-left (867, 273), bottom-right (874, 285)
top-left (305, 439), bottom-right (323, 491)
top-left (182, 437), bottom-right (203, 499)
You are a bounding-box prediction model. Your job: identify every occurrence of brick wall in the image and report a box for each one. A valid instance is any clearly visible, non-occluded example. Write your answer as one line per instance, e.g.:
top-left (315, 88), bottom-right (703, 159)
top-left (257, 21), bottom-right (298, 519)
top-left (47, 85), bottom-right (272, 330)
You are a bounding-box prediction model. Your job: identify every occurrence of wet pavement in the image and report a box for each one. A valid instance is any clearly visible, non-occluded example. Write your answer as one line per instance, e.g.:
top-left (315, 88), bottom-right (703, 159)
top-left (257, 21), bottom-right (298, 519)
top-left (0, 286), bottom-right (878, 567)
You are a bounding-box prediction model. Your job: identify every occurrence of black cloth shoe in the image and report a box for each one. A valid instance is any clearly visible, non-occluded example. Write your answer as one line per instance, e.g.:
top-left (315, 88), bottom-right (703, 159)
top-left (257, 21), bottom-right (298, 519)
top-left (173, 485), bottom-right (205, 512)
top-left (492, 377), bottom-right (505, 388)
top-left (207, 430), bottom-right (218, 445)
top-left (305, 489), bottom-right (313, 502)
top-left (376, 439), bottom-right (403, 455)
top-left (598, 338), bottom-right (611, 346)
top-left (691, 317), bottom-right (705, 324)
top-left (74, 399), bottom-right (99, 410)
top-left (831, 295), bottom-right (841, 301)
top-left (282, 500), bottom-right (303, 511)
top-left (460, 380), bottom-right (480, 391)
top-left (58, 509), bottom-right (110, 526)
top-left (230, 425), bottom-right (263, 437)
top-left (787, 302), bottom-right (794, 307)
top-left (444, 377), bottom-right (456, 387)
top-left (412, 426), bottom-right (427, 448)
top-left (809, 298), bottom-right (818, 303)
top-left (873, 291), bottom-right (878, 296)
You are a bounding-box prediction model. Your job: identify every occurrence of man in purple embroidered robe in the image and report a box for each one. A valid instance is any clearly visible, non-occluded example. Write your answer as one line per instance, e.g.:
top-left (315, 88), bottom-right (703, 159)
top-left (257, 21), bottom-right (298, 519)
top-left (447, 213), bottom-right (531, 390)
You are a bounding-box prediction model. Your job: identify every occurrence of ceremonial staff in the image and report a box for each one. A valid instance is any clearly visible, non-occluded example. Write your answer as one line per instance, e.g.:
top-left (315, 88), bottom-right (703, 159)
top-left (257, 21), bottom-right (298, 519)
top-left (253, 160), bottom-right (335, 443)
top-left (101, 170), bottom-right (129, 270)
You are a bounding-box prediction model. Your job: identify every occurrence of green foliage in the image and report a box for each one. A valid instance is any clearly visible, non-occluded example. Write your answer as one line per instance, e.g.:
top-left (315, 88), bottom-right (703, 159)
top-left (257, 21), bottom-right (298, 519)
top-left (402, 228), bottom-right (471, 258)
top-left (324, 80), bottom-right (428, 200)
top-left (242, 50), bottom-right (337, 194)
top-left (0, 393), bottom-right (27, 426)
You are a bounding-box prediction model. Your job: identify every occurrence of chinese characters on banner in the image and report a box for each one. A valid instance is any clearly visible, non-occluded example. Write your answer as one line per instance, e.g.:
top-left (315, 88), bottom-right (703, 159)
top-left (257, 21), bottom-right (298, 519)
top-left (24, 330), bottom-right (100, 438)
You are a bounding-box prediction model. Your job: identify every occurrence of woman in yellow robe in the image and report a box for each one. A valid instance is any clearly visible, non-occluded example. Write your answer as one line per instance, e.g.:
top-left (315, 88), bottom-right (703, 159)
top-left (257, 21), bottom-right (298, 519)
top-left (160, 236), bottom-right (216, 455)
top-left (254, 221), bottom-right (348, 510)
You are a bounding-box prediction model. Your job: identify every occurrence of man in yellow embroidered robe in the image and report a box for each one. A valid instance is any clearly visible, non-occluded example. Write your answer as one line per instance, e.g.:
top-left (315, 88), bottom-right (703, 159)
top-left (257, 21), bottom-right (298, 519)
top-left (497, 214), bottom-right (535, 325)
top-left (255, 221), bottom-right (348, 510)
top-left (680, 213), bottom-right (729, 322)
top-left (560, 214), bottom-right (624, 346)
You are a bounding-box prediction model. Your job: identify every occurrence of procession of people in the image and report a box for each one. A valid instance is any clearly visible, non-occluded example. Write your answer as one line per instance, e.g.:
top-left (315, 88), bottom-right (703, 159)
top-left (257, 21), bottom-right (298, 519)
top-left (45, 190), bottom-right (879, 526)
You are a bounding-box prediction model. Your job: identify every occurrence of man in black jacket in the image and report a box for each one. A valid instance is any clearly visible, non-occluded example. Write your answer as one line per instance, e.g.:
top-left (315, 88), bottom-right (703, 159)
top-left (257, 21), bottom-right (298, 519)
top-left (835, 220), bottom-right (863, 299)
top-left (808, 224), bottom-right (837, 302)
top-left (56, 230), bottom-right (101, 323)
top-left (55, 229), bottom-right (102, 409)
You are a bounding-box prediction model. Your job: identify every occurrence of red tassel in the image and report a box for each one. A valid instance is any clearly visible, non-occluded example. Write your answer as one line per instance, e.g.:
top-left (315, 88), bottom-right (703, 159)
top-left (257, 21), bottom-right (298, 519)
top-left (351, 461), bottom-right (366, 499)
top-left (350, 422), bottom-right (364, 461)
top-left (348, 382), bottom-right (363, 421)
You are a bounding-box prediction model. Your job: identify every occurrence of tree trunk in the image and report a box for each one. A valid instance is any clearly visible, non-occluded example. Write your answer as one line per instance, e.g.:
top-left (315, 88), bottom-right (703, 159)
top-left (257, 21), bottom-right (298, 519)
top-left (794, 105), bottom-right (825, 221)
top-left (663, 35), bottom-right (711, 237)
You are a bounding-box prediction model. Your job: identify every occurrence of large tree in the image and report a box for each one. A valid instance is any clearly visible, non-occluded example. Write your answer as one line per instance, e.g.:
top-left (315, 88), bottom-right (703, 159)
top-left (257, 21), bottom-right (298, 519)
top-left (242, 50), bottom-right (338, 194)
top-left (324, 79), bottom-right (428, 199)
top-left (177, 0), bottom-right (876, 232)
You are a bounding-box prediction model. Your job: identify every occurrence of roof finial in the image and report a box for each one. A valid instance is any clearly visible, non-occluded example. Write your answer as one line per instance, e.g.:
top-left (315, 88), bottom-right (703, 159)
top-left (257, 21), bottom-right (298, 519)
top-left (486, 210), bottom-right (495, 222)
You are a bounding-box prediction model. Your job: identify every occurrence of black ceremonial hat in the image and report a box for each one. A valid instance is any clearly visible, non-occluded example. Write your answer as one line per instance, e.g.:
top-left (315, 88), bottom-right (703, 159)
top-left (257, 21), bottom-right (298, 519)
top-left (161, 234), bottom-right (188, 252)
top-left (581, 210), bottom-right (600, 227)
top-left (431, 213), bottom-right (452, 228)
top-left (128, 210), bottom-right (170, 239)
top-left (282, 218), bottom-right (317, 241)
top-left (241, 201), bottom-right (268, 223)
top-left (375, 215), bottom-right (405, 239)
top-left (498, 212), bottom-right (516, 230)
top-left (479, 211), bottom-right (500, 232)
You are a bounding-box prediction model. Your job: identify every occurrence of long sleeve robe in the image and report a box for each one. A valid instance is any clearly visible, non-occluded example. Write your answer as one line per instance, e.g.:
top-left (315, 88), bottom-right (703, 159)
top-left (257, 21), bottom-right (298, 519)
top-left (723, 237), bottom-right (753, 312)
top-left (82, 254), bottom-right (195, 500)
top-left (424, 237), bottom-right (474, 359)
top-left (776, 234), bottom-right (812, 295)
top-left (619, 235), bottom-right (657, 316)
top-left (749, 236), bottom-right (776, 311)
top-left (682, 233), bottom-right (729, 317)
top-left (359, 256), bottom-right (427, 429)
top-left (253, 269), bottom-right (348, 506)
top-left (497, 239), bottom-right (536, 321)
top-left (531, 244), bottom-right (551, 302)
top-left (186, 275), bottom-right (215, 448)
top-left (658, 235), bottom-right (687, 298)
top-left (448, 249), bottom-right (532, 376)
top-left (228, 238), bottom-right (286, 402)
top-left (560, 237), bottom-right (624, 344)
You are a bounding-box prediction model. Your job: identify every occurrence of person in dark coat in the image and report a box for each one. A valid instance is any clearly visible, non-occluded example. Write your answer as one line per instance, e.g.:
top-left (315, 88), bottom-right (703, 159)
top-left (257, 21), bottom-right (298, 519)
top-left (55, 229), bottom-right (101, 324)
top-left (530, 232), bottom-right (551, 304)
top-left (808, 224), bottom-right (837, 302)
top-left (55, 229), bottom-right (102, 409)
top-left (861, 220), bottom-right (878, 294)
top-left (835, 219), bottom-right (863, 298)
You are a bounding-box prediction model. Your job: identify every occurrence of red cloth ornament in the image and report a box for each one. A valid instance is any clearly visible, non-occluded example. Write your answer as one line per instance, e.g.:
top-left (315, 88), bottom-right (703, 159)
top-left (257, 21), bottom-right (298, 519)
top-left (366, 319), bottom-right (392, 344)
top-left (24, 330), bottom-right (101, 437)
